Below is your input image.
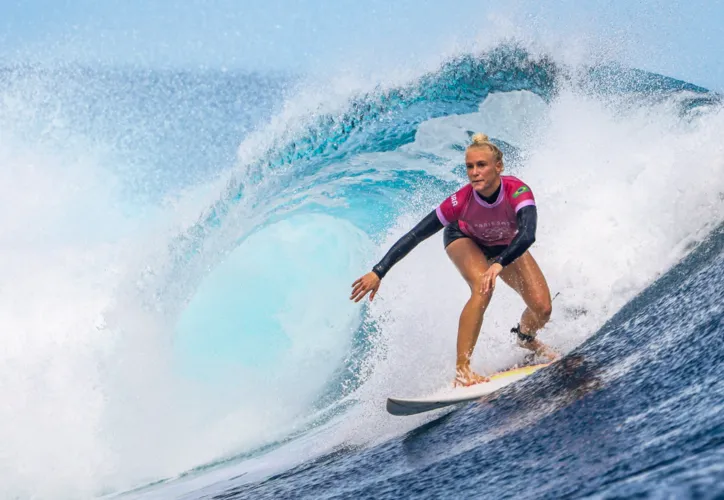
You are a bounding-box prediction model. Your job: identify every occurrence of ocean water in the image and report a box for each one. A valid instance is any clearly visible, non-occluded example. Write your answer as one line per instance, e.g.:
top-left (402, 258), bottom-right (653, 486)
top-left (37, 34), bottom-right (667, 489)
top-left (1, 45), bottom-right (723, 499)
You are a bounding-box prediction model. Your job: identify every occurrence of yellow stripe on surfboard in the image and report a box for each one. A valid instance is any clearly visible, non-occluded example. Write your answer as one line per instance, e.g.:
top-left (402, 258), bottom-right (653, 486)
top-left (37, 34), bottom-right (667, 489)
top-left (386, 362), bottom-right (552, 416)
top-left (488, 362), bottom-right (551, 381)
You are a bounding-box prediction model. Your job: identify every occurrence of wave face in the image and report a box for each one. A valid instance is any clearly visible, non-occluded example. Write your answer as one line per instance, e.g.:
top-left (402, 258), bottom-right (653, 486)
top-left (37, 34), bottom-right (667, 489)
top-left (211, 224), bottom-right (724, 499)
top-left (2, 45), bottom-right (723, 499)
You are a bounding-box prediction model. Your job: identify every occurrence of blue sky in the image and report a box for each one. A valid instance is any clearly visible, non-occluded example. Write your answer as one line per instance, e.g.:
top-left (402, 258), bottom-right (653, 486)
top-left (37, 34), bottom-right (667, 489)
top-left (2, 0), bottom-right (723, 90)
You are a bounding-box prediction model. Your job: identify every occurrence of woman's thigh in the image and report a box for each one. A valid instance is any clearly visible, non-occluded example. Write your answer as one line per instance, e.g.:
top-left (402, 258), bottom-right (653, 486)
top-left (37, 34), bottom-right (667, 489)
top-left (498, 251), bottom-right (552, 310)
top-left (446, 238), bottom-right (491, 294)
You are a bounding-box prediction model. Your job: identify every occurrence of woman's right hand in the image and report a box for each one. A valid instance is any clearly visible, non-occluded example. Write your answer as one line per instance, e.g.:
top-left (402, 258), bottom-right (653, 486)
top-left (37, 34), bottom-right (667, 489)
top-left (350, 272), bottom-right (381, 303)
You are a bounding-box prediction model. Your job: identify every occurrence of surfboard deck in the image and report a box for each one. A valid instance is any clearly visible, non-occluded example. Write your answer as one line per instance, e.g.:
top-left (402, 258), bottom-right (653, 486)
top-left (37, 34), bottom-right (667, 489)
top-left (386, 363), bottom-right (550, 416)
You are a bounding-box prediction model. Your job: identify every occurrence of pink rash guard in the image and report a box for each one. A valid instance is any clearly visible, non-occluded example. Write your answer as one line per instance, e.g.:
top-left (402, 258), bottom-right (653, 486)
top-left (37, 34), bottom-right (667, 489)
top-left (370, 175), bottom-right (539, 280)
top-left (435, 175), bottom-right (536, 247)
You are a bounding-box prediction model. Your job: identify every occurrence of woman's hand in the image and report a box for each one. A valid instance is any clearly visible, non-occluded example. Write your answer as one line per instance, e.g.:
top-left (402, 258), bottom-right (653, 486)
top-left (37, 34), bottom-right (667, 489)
top-left (350, 272), bottom-right (381, 302)
top-left (481, 263), bottom-right (503, 294)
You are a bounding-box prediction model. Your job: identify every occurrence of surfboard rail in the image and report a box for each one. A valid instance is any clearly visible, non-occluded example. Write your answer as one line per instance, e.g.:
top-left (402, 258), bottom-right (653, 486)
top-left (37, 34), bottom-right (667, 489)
top-left (386, 363), bottom-right (550, 416)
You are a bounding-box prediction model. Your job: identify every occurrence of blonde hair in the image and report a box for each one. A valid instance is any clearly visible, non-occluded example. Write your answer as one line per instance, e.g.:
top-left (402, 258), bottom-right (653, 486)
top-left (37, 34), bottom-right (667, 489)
top-left (468, 133), bottom-right (504, 164)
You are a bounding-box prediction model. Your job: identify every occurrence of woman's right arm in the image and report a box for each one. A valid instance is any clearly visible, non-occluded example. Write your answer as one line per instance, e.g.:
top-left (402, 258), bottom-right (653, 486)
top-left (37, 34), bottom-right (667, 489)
top-left (350, 210), bottom-right (443, 303)
top-left (371, 210), bottom-right (443, 278)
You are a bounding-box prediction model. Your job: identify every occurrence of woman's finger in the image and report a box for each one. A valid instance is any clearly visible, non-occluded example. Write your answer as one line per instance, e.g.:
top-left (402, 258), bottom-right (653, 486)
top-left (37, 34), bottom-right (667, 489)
top-left (352, 287), bottom-right (369, 302)
top-left (351, 285), bottom-right (367, 300)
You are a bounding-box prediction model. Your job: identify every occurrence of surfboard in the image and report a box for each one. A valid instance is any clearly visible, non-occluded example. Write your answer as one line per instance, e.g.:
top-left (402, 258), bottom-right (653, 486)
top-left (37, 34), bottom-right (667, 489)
top-left (386, 363), bottom-right (550, 416)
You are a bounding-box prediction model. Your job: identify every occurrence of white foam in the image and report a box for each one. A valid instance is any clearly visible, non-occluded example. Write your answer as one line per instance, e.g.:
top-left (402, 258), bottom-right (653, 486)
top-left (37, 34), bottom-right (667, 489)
top-left (0, 111), bottom-right (127, 497)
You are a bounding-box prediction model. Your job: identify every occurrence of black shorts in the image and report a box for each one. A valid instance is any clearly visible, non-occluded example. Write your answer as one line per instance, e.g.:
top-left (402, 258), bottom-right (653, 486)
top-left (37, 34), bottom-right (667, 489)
top-left (443, 221), bottom-right (507, 260)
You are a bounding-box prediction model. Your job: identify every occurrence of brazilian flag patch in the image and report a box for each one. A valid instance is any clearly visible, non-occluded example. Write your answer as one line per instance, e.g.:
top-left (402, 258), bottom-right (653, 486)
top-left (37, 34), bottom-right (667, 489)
top-left (513, 185), bottom-right (530, 198)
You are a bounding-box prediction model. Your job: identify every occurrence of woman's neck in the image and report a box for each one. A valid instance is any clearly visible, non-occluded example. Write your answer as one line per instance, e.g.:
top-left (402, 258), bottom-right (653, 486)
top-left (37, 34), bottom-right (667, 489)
top-left (476, 179), bottom-right (501, 203)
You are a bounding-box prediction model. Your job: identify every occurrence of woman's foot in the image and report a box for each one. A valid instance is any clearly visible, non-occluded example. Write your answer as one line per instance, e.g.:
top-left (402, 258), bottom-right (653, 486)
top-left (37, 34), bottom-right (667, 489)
top-left (517, 337), bottom-right (560, 362)
top-left (454, 365), bottom-right (490, 387)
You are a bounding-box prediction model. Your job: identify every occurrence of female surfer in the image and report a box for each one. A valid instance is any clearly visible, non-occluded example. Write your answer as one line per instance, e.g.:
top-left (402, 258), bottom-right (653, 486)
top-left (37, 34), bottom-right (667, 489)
top-left (350, 133), bottom-right (558, 387)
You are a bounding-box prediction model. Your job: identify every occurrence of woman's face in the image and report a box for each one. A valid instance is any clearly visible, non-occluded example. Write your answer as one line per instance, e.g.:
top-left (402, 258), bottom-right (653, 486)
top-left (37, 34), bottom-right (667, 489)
top-left (465, 147), bottom-right (503, 196)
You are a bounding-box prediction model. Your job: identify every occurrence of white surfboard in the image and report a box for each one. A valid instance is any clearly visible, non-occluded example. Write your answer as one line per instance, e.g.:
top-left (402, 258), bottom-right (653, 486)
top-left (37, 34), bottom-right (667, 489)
top-left (386, 363), bottom-right (550, 416)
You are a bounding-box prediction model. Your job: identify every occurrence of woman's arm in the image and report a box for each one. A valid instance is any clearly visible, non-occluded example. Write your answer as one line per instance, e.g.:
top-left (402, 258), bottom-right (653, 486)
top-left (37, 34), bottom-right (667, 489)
top-left (491, 205), bottom-right (537, 268)
top-left (351, 210), bottom-right (443, 302)
top-left (372, 209), bottom-right (444, 278)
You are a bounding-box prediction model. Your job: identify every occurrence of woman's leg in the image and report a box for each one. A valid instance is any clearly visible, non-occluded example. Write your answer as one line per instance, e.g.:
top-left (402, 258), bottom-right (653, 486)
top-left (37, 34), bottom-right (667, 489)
top-left (446, 238), bottom-right (494, 385)
top-left (498, 251), bottom-right (558, 360)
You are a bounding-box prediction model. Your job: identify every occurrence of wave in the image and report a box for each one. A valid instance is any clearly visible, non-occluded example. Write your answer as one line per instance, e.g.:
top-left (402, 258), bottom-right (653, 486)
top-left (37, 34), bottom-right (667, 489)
top-left (1, 43), bottom-right (722, 498)
top-left (122, 44), bottom-right (723, 493)
top-left (222, 220), bottom-right (724, 499)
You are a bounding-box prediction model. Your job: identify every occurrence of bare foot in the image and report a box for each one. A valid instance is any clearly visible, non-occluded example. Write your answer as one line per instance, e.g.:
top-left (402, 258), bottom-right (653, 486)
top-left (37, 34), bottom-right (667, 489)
top-left (454, 365), bottom-right (490, 387)
top-left (517, 337), bottom-right (560, 362)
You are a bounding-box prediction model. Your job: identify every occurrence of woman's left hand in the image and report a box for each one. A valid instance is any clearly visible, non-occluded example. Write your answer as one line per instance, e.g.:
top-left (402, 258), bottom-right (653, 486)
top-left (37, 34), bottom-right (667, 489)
top-left (481, 263), bottom-right (503, 294)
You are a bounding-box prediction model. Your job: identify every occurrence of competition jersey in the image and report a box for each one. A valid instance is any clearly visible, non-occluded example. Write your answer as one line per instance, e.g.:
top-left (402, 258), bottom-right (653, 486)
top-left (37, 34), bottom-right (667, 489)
top-left (435, 175), bottom-right (536, 247)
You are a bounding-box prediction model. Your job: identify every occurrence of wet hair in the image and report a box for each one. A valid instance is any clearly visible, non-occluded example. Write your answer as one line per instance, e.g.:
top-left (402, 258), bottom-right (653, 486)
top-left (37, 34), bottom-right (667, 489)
top-left (468, 133), bottom-right (504, 164)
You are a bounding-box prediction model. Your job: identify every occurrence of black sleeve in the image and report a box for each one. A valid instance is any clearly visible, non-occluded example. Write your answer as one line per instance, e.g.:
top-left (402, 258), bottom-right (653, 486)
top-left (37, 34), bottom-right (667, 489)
top-left (372, 210), bottom-right (444, 279)
top-left (492, 205), bottom-right (537, 267)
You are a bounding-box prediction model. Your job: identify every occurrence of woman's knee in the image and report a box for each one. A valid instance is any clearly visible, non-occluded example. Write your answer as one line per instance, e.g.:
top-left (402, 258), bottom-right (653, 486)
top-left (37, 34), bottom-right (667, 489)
top-left (468, 281), bottom-right (493, 305)
top-left (532, 299), bottom-right (552, 320)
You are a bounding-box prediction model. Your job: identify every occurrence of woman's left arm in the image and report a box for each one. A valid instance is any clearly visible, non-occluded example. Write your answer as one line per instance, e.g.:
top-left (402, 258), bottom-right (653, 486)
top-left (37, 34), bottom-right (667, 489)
top-left (480, 206), bottom-right (537, 293)
top-left (492, 205), bottom-right (537, 268)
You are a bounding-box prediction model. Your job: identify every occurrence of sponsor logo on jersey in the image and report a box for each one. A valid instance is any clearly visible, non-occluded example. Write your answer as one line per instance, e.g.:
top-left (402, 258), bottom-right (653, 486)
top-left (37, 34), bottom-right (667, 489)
top-left (451, 193), bottom-right (458, 206)
top-left (513, 185), bottom-right (530, 198)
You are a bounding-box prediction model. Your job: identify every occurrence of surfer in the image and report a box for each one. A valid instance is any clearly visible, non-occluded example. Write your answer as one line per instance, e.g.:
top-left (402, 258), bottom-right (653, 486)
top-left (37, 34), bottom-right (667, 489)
top-left (350, 133), bottom-right (558, 387)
